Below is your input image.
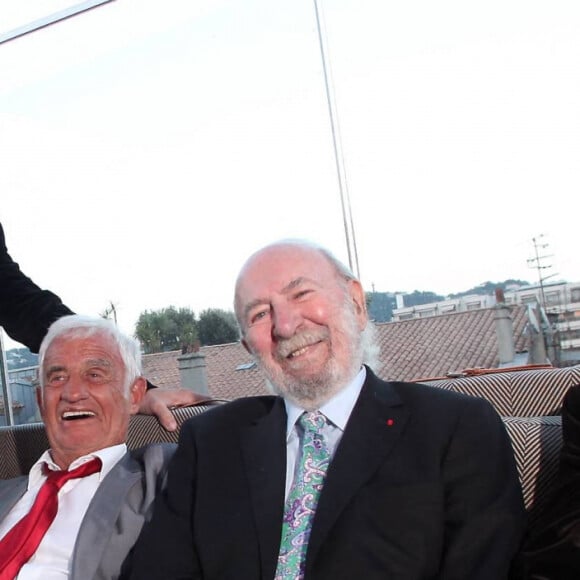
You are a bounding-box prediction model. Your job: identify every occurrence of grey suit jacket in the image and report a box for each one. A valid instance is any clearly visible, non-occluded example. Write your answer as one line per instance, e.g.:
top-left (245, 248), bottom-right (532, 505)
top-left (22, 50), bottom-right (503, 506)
top-left (0, 442), bottom-right (175, 580)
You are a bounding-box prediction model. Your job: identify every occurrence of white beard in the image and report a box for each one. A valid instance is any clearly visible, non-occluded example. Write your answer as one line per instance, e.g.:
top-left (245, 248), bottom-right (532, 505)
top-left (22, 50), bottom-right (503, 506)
top-left (256, 296), bottom-right (364, 410)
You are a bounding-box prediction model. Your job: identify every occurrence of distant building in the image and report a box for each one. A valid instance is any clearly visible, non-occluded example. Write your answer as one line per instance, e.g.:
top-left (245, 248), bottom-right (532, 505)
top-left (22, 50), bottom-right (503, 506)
top-left (392, 281), bottom-right (580, 366)
top-left (1, 366), bottom-right (38, 426)
top-left (393, 294), bottom-right (495, 320)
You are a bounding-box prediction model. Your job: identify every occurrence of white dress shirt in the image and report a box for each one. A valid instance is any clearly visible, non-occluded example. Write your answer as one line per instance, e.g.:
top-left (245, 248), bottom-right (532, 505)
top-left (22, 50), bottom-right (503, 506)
top-left (0, 443), bottom-right (127, 580)
top-left (283, 367), bottom-right (366, 498)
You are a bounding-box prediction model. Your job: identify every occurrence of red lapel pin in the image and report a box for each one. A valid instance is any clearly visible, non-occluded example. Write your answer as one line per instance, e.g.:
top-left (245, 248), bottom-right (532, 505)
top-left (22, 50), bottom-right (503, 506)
top-left (386, 418), bottom-right (394, 426)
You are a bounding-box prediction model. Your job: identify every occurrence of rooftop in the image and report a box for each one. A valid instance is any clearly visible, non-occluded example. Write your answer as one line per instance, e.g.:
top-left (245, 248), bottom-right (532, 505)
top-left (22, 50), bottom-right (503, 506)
top-left (142, 305), bottom-right (529, 399)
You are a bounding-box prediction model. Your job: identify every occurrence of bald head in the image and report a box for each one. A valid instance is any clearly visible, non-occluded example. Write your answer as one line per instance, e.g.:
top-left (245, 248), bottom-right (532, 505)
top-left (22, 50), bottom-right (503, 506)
top-left (234, 239), bottom-right (370, 409)
top-left (234, 239), bottom-right (356, 332)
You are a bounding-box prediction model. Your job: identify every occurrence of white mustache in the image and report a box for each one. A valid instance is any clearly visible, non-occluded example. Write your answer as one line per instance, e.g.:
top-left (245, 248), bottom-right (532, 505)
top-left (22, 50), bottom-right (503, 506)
top-left (275, 330), bottom-right (329, 359)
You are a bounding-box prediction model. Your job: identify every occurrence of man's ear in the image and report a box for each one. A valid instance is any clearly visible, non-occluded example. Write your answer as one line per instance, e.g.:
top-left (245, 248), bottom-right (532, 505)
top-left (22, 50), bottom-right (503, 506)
top-left (128, 377), bottom-right (147, 414)
top-left (348, 279), bottom-right (368, 329)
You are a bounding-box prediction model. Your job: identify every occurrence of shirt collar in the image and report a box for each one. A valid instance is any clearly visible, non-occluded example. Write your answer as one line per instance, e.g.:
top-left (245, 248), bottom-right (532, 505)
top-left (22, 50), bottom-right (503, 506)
top-left (284, 366), bottom-right (366, 440)
top-left (28, 443), bottom-right (127, 490)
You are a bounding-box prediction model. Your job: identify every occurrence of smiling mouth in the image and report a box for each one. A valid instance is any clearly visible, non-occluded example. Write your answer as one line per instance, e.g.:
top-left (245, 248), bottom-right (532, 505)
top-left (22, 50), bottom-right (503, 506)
top-left (288, 345), bottom-right (310, 358)
top-left (62, 411), bottom-right (96, 421)
top-left (285, 340), bottom-right (326, 360)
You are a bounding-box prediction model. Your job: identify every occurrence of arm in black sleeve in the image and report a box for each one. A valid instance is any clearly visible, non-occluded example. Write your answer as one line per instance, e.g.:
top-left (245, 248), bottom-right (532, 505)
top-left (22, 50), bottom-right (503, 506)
top-left (0, 223), bottom-right (73, 353)
top-left (0, 223), bottom-right (156, 390)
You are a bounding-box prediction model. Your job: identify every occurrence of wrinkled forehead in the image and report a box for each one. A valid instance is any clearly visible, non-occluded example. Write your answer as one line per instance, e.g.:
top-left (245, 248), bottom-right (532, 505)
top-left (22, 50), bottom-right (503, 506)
top-left (235, 244), bottom-right (337, 310)
top-left (44, 331), bottom-right (121, 368)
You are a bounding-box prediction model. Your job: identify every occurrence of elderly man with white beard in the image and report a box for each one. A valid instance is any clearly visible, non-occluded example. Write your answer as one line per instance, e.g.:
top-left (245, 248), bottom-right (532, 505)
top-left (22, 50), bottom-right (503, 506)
top-left (129, 239), bottom-right (526, 580)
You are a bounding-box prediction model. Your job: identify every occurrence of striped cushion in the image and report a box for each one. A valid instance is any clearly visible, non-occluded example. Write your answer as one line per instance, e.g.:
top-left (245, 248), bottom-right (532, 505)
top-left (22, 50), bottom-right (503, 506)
top-left (0, 403), bottom-right (220, 480)
top-left (0, 401), bottom-right (566, 527)
top-left (422, 366), bottom-right (580, 417)
top-left (0, 422), bottom-right (49, 480)
top-left (503, 416), bottom-right (562, 519)
top-left (127, 405), bottom-right (216, 449)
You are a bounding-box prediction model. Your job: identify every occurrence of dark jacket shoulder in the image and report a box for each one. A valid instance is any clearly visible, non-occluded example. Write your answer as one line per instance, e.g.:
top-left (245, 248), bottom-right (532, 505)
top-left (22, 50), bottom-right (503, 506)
top-left (181, 395), bottom-right (281, 431)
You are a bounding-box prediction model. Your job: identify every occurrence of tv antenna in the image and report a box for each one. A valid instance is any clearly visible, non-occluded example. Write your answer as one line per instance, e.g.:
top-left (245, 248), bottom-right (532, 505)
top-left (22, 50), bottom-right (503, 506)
top-left (527, 234), bottom-right (558, 310)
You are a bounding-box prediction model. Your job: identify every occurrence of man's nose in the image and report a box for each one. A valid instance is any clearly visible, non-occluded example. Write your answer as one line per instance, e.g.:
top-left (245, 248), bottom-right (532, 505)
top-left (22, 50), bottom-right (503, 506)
top-left (272, 303), bottom-right (302, 339)
top-left (61, 377), bottom-right (89, 401)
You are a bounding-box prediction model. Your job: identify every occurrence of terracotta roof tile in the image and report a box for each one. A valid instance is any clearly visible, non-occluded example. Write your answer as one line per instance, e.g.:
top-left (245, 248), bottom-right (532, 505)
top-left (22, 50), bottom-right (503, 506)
top-left (143, 343), bottom-right (270, 399)
top-left (375, 306), bottom-right (528, 381)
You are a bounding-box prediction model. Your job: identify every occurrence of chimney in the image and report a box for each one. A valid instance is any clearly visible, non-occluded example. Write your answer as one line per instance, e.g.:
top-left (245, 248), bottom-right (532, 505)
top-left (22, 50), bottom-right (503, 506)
top-left (177, 350), bottom-right (209, 395)
top-left (395, 293), bottom-right (405, 309)
top-left (526, 303), bottom-right (549, 365)
top-left (494, 288), bottom-right (516, 365)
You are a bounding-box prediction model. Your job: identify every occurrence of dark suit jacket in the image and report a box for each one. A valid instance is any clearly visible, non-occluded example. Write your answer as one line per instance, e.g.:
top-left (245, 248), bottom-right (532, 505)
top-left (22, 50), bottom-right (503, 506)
top-left (129, 368), bottom-right (525, 580)
top-left (512, 383), bottom-right (580, 580)
top-left (0, 222), bottom-right (73, 352)
top-left (0, 443), bottom-right (175, 580)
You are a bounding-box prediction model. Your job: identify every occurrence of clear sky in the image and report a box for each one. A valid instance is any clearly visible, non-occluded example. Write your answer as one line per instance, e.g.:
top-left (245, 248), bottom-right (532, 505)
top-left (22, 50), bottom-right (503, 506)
top-left (1, 0), bottom-right (579, 350)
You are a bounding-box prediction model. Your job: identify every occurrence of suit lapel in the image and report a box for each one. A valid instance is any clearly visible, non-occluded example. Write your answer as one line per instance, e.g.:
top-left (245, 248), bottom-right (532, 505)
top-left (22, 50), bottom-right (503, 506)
top-left (241, 398), bottom-right (287, 580)
top-left (70, 453), bottom-right (141, 580)
top-left (306, 370), bottom-right (410, 566)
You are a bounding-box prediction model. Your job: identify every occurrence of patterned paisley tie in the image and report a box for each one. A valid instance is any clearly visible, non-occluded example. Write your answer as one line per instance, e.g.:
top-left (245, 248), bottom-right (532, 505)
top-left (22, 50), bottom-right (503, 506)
top-left (275, 411), bottom-right (330, 580)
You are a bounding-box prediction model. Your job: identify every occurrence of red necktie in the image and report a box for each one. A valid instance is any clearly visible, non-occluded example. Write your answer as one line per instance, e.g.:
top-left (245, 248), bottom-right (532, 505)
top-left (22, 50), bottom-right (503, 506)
top-left (0, 457), bottom-right (102, 579)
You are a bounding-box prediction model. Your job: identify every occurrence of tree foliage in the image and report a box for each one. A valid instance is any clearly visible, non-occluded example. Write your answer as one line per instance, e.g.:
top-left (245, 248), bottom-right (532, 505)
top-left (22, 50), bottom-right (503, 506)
top-left (135, 306), bottom-right (239, 353)
top-left (366, 291), bottom-right (397, 323)
top-left (197, 308), bottom-right (239, 346)
top-left (135, 306), bottom-right (198, 354)
top-left (403, 290), bottom-right (445, 308)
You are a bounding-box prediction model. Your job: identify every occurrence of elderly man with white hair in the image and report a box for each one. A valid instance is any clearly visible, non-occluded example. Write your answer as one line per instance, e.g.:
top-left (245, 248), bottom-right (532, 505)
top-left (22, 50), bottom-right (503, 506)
top-left (0, 314), bottom-right (175, 579)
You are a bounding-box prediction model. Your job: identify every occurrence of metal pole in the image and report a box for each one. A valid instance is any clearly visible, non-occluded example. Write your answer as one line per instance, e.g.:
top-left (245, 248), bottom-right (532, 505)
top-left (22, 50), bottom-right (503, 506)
top-left (0, 331), bottom-right (15, 426)
top-left (313, 0), bottom-right (360, 279)
top-left (0, 0), bottom-right (115, 45)
top-left (531, 236), bottom-right (548, 311)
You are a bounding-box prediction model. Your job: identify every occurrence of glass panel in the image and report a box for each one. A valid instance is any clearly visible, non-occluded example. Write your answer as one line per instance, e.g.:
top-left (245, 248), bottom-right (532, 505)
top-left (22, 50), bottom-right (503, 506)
top-left (1, 2), bottom-right (579, 380)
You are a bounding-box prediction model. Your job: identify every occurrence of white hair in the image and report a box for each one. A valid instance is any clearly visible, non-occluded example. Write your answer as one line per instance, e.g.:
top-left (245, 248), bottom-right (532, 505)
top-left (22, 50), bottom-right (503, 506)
top-left (38, 314), bottom-right (142, 396)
